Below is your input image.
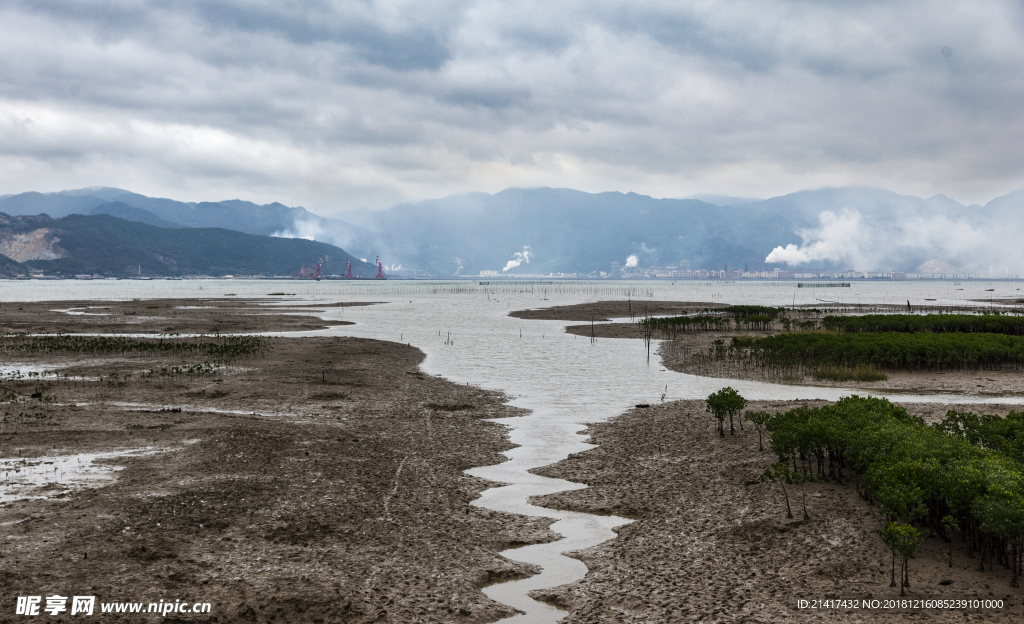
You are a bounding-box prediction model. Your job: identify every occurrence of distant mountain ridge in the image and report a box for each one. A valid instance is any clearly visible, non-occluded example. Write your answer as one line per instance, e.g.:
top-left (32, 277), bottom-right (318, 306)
top-left (338, 186), bottom-right (1024, 276)
top-left (4, 185), bottom-right (1024, 276)
top-left (90, 202), bottom-right (182, 229)
top-left (0, 212), bottom-right (378, 278)
top-left (0, 187), bottom-right (371, 245)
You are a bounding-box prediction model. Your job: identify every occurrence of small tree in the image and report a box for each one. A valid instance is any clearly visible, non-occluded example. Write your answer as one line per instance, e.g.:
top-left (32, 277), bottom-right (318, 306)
top-left (706, 387), bottom-right (747, 437)
top-left (745, 410), bottom-right (772, 451)
top-left (880, 521), bottom-right (920, 595)
top-left (972, 466), bottom-right (1024, 588)
top-left (940, 515), bottom-right (960, 569)
top-left (761, 462), bottom-right (795, 519)
top-left (878, 522), bottom-right (899, 588)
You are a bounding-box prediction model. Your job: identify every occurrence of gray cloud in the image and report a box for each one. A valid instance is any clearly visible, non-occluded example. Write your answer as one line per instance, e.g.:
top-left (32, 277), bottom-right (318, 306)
top-left (0, 0), bottom-right (1022, 211)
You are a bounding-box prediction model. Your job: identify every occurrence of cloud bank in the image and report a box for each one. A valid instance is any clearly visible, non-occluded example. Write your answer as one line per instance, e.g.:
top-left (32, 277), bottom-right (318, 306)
top-left (0, 1), bottom-right (1023, 211)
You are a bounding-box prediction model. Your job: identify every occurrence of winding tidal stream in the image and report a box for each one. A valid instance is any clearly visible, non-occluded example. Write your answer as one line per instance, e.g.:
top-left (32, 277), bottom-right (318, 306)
top-left (7, 279), bottom-right (1024, 623)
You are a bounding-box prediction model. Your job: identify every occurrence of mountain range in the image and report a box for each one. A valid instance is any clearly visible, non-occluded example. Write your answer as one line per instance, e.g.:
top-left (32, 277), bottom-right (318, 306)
top-left (0, 211), bottom-right (378, 278)
top-left (333, 186), bottom-right (1024, 276)
top-left (3, 185), bottom-right (1024, 277)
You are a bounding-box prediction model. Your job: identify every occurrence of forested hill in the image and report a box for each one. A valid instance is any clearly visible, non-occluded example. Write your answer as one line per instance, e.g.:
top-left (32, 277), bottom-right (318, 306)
top-left (0, 212), bottom-right (377, 278)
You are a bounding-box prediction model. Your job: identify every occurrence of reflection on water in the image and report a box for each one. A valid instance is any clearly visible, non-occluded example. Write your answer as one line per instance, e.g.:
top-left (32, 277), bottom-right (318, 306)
top-left (4, 279), bottom-right (1024, 622)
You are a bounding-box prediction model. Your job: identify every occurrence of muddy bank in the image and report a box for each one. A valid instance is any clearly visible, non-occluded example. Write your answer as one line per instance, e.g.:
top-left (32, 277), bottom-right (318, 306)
top-left (511, 299), bottom-right (960, 325)
top-left (0, 298), bottom-right (376, 335)
top-left (509, 300), bottom-right (721, 322)
top-left (528, 400), bottom-right (1024, 623)
top-left (0, 304), bottom-right (554, 623)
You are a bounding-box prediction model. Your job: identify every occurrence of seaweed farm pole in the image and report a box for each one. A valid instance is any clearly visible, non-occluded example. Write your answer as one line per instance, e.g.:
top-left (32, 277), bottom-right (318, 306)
top-left (646, 316), bottom-right (651, 363)
top-left (641, 308), bottom-right (654, 363)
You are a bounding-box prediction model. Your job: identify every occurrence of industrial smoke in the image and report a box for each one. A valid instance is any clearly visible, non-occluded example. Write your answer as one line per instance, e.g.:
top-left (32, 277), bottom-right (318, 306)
top-left (503, 246), bottom-right (532, 272)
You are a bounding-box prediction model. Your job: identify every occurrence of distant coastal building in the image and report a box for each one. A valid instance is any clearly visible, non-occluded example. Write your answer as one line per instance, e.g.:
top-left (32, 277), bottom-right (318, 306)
top-left (651, 261), bottom-right (691, 277)
top-left (479, 270), bottom-right (498, 276)
top-left (610, 261), bottom-right (622, 279)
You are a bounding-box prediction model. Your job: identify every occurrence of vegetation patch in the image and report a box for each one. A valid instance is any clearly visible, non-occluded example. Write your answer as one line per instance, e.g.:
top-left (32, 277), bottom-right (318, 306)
top-left (0, 334), bottom-right (270, 360)
top-left (721, 305), bottom-right (787, 318)
top-left (756, 394), bottom-right (1024, 591)
top-left (822, 313), bottom-right (1024, 335)
top-left (731, 332), bottom-right (1024, 372)
top-left (644, 314), bottom-right (785, 335)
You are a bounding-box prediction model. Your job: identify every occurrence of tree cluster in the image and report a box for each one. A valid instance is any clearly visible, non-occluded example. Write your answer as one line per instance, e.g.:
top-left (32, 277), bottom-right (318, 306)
top-left (720, 305), bottom-right (787, 319)
top-left (730, 332), bottom-right (1024, 372)
top-left (821, 313), bottom-right (1024, 335)
top-left (761, 395), bottom-right (1024, 591)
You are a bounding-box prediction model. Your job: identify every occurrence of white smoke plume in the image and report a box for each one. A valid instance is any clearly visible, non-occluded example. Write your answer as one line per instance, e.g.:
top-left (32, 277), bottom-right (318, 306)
top-left (503, 246), bottom-right (532, 272)
top-left (765, 210), bottom-right (870, 266)
top-left (272, 220), bottom-right (322, 241)
top-left (272, 218), bottom-right (361, 251)
top-left (453, 257), bottom-right (463, 276)
top-left (625, 254), bottom-right (638, 268)
top-left (765, 207), bottom-right (996, 271)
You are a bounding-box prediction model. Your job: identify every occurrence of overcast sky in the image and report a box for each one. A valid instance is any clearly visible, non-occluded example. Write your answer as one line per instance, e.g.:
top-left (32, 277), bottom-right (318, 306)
top-left (1, 0), bottom-right (1022, 213)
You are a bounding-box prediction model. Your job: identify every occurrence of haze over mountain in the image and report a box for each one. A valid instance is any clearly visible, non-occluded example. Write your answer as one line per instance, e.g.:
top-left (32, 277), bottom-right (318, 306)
top-left (5, 186), bottom-right (1024, 277)
top-left (0, 188), bottom-right (350, 237)
top-left (319, 187), bottom-right (1024, 276)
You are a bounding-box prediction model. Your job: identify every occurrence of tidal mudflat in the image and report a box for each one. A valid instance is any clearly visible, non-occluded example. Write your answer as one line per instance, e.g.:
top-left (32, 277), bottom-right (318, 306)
top-left (5, 281), bottom-right (1024, 624)
top-left (0, 299), bottom-right (553, 623)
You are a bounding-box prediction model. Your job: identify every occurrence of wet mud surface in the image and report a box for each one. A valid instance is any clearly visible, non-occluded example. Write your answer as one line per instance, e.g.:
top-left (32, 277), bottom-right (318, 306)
top-left (509, 301), bottom-right (721, 322)
top-left (0, 298), bottom-right (375, 335)
top-left (0, 300), bottom-right (555, 623)
top-left (530, 400), bottom-right (1024, 623)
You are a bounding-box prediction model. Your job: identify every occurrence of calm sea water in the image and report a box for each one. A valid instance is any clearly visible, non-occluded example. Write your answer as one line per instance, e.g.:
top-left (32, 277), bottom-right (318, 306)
top-left (3, 278), bottom-right (1022, 623)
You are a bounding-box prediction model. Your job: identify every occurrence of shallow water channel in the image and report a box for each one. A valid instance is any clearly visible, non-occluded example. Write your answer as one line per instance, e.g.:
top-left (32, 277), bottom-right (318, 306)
top-left (5, 279), bottom-right (1024, 623)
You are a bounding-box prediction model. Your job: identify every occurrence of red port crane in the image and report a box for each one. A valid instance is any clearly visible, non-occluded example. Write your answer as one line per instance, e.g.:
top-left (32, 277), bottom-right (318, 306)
top-left (346, 257), bottom-right (353, 278)
top-left (376, 256), bottom-right (384, 279)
